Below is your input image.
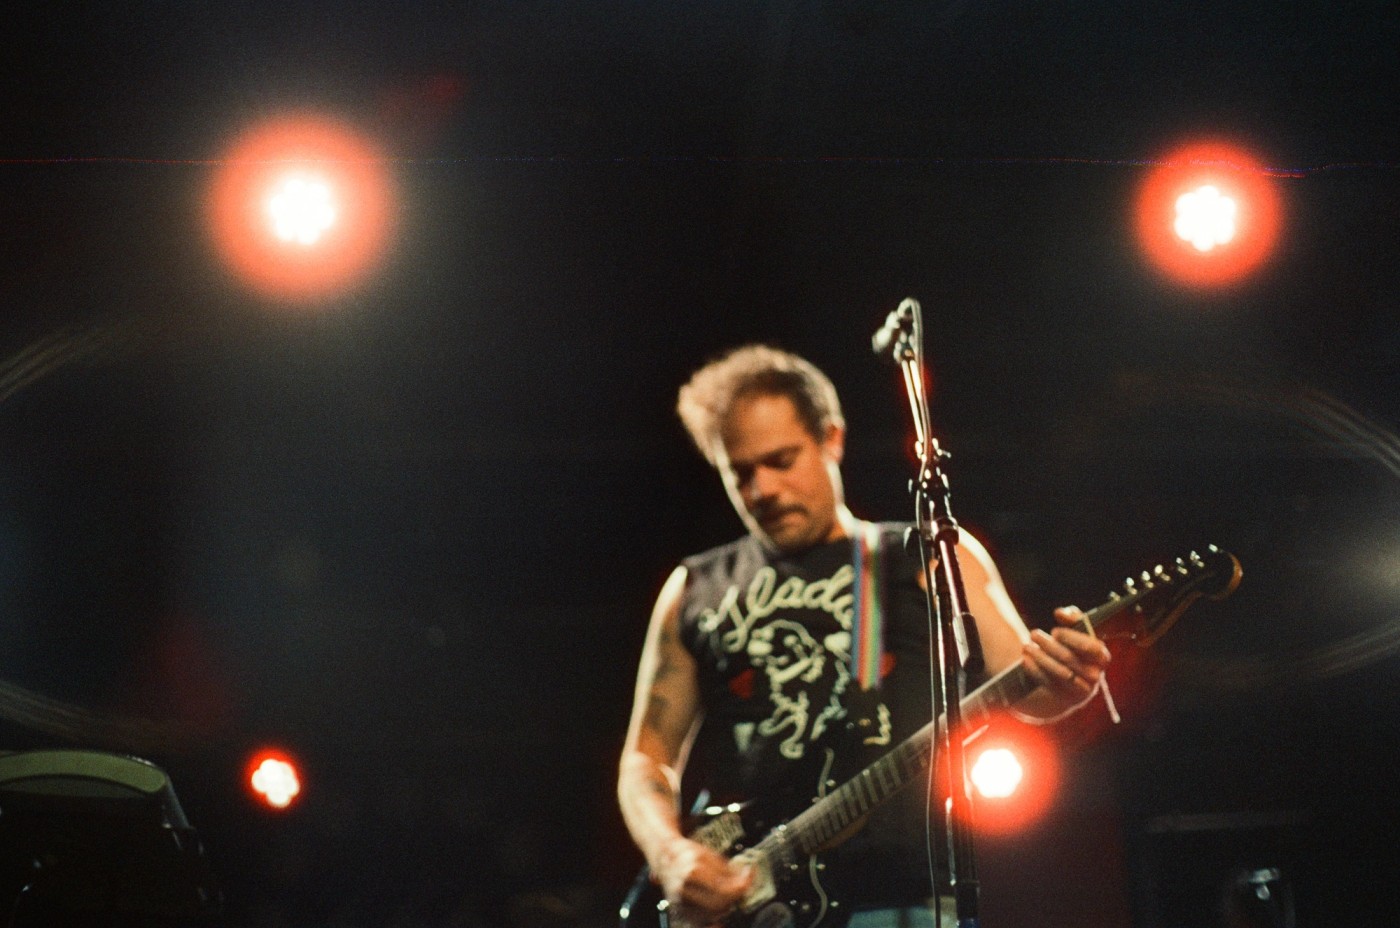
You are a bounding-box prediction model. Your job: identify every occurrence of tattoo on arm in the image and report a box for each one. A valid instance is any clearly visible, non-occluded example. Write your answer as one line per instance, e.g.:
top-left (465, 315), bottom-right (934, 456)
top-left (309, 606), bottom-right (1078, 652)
top-left (645, 692), bottom-right (671, 730)
top-left (653, 648), bottom-right (677, 682)
top-left (644, 769), bottom-right (674, 799)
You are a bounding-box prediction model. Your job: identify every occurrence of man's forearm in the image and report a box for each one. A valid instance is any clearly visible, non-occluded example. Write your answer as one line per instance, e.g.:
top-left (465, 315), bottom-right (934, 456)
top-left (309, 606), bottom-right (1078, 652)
top-left (618, 750), bottom-right (687, 870)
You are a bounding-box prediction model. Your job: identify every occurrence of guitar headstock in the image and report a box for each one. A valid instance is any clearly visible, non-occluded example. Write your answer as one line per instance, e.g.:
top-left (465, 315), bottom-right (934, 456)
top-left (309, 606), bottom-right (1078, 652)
top-left (1092, 545), bottom-right (1242, 646)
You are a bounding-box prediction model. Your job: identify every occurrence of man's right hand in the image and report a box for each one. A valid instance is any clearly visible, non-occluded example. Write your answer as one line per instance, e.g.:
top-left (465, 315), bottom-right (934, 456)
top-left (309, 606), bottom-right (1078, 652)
top-left (652, 835), bottom-right (753, 927)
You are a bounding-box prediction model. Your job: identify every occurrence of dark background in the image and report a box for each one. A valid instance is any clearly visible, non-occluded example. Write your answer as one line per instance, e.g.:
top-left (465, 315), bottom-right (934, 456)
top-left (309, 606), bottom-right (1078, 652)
top-left (0, 2), bottom-right (1398, 926)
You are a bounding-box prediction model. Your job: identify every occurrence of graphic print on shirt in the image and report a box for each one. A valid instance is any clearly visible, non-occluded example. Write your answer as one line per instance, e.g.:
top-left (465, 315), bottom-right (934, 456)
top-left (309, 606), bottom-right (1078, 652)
top-left (696, 562), bottom-right (888, 760)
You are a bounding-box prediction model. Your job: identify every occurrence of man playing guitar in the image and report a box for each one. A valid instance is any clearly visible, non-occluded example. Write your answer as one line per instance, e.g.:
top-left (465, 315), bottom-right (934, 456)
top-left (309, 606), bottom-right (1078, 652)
top-left (618, 346), bottom-right (1112, 928)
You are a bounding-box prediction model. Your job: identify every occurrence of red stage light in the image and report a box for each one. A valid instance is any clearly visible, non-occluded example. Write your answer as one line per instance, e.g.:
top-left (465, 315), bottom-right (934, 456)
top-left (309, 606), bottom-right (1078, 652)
top-left (970, 746), bottom-right (1023, 799)
top-left (207, 114), bottom-right (395, 303)
top-left (944, 715), bottom-right (1061, 837)
top-left (1135, 140), bottom-right (1283, 288)
top-left (247, 748), bottom-right (303, 810)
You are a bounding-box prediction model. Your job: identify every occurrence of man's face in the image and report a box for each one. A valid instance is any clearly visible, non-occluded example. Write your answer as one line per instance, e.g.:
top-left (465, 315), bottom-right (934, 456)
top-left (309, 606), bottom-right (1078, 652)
top-left (715, 392), bottom-right (846, 553)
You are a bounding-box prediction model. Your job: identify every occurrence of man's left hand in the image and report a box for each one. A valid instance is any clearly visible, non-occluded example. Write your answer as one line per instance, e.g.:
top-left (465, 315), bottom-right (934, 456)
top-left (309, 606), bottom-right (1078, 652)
top-left (1020, 606), bottom-right (1112, 708)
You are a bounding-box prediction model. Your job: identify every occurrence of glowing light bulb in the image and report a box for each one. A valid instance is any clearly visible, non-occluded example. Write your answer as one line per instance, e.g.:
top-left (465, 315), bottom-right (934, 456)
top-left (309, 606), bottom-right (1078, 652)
top-left (1174, 184), bottom-right (1237, 252)
top-left (251, 756), bottom-right (302, 809)
top-left (970, 747), bottom-right (1023, 799)
top-left (268, 175), bottom-right (337, 245)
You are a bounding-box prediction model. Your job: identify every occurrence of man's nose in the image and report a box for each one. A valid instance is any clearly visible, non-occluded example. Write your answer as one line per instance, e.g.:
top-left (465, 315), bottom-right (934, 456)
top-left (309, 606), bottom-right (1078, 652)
top-left (746, 466), bottom-right (779, 503)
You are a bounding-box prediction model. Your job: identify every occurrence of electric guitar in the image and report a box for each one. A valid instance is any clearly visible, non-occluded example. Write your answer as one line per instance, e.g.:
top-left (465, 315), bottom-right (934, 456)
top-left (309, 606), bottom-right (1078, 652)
top-left (621, 546), bottom-right (1242, 928)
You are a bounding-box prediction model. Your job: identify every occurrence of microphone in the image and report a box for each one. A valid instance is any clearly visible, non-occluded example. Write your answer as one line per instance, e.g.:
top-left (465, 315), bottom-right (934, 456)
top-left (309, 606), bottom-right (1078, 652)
top-left (871, 297), bottom-right (918, 359)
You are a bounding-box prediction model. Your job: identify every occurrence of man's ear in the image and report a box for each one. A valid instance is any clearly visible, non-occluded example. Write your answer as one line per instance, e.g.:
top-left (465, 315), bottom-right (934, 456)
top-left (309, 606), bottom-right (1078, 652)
top-left (823, 424), bottom-right (845, 464)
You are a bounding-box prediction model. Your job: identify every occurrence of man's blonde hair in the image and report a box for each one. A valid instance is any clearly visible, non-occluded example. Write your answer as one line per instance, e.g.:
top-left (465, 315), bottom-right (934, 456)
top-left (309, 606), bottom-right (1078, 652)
top-left (676, 345), bottom-right (845, 466)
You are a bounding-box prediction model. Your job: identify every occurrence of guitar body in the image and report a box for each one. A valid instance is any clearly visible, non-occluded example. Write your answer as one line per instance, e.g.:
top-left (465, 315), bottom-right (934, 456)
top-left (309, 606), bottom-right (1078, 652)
top-left (637, 749), bottom-right (853, 928)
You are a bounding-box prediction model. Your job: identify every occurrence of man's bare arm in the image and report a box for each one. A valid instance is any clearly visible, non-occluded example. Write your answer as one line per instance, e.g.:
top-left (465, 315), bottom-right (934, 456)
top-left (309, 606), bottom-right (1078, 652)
top-left (619, 566), bottom-right (700, 863)
top-left (618, 566), bottom-right (751, 920)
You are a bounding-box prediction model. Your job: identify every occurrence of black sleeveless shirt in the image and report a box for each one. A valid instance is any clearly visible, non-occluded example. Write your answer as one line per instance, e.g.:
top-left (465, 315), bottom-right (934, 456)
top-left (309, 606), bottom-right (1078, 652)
top-left (677, 526), bottom-right (958, 906)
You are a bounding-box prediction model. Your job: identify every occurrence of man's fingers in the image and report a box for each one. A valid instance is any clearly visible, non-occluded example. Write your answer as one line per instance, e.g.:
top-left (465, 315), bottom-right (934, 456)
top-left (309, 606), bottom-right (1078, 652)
top-left (658, 839), bottom-right (753, 921)
top-left (1031, 628), bottom-right (1090, 668)
top-left (1047, 609), bottom-right (1113, 664)
top-left (1026, 631), bottom-right (1100, 689)
top-left (673, 853), bottom-right (751, 914)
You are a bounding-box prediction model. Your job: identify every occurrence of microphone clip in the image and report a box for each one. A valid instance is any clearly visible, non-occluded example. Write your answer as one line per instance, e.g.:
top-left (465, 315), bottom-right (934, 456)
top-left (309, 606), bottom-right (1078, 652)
top-left (870, 297), bottom-right (918, 362)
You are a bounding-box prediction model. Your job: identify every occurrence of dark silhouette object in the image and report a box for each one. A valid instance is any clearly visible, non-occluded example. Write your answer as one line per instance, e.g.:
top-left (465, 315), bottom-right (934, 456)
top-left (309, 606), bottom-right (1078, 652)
top-left (1223, 867), bottom-right (1295, 928)
top-left (0, 750), bottom-right (221, 926)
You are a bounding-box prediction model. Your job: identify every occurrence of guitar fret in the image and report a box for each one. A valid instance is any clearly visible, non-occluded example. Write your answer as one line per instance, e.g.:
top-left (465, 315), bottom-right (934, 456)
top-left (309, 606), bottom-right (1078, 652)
top-left (823, 806), bottom-right (842, 841)
top-left (901, 745), bottom-right (918, 775)
top-left (874, 757), bottom-right (893, 794)
top-left (855, 772), bottom-right (872, 809)
top-left (813, 810), bottom-right (834, 849)
top-left (835, 788), bottom-right (854, 826)
top-left (852, 777), bottom-right (870, 812)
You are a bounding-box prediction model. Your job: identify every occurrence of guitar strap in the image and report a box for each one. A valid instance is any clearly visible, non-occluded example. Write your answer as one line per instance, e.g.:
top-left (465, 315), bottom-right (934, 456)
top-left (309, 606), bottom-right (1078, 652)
top-left (849, 520), bottom-right (885, 690)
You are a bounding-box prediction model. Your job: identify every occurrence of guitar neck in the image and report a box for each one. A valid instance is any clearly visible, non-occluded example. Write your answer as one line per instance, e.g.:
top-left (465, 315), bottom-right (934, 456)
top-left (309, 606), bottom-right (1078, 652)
top-left (756, 590), bottom-right (1136, 861)
top-left (753, 676), bottom-right (997, 861)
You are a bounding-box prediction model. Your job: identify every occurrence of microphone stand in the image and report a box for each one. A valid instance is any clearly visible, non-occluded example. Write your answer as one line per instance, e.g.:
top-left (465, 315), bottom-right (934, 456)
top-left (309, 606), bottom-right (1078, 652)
top-left (872, 298), bottom-right (984, 928)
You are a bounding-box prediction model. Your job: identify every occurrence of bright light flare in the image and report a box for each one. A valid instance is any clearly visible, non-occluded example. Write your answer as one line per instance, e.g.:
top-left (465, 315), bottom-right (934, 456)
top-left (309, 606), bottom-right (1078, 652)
top-left (268, 175), bottom-right (338, 245)
top-left (1135, 140), bottom-right (1282, 287)
top-left (207, 114), bottom-right (395, 303)
top-left (247, 749), bottom-right (303, 810)
top-left (1174, 185), bottom-right (1237, 252)
top-left (940, 715), bottom-right (1061, 836)
top-left (970, 747), bottom-right (1024, 799)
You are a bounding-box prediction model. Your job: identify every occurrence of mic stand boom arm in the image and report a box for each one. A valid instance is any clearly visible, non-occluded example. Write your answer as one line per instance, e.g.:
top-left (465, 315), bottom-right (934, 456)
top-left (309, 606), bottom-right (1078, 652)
top-left (873, 297), bottom-right (984, 928)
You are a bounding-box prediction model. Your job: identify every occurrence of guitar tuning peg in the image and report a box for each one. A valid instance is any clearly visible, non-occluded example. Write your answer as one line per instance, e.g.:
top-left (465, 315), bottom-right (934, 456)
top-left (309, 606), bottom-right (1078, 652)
top-left (1153, 564), bottom-right (1167, 578)
top-left (1141, 570), bottom-right (1154, 588)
